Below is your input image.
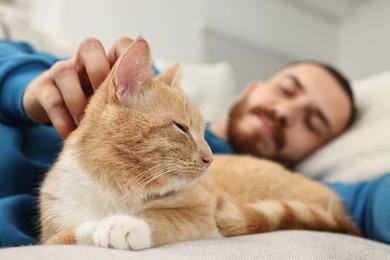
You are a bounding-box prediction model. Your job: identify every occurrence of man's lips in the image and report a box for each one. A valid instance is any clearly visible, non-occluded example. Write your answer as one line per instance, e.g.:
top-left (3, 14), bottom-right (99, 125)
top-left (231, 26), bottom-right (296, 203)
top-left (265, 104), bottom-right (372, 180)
top-left (255, 113), bottom-right (284, 150)
top-left (258, 115), bottom-right (277, 140)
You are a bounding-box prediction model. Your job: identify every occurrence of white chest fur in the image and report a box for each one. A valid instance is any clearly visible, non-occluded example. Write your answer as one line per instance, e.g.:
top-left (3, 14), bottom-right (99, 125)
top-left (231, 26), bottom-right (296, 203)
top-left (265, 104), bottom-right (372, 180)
top-left (42, 148), bottom-right (143, 227)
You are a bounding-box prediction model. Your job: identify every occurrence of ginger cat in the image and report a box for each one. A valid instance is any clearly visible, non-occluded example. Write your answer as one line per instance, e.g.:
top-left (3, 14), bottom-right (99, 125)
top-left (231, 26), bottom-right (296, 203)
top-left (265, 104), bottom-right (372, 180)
top-left (39, 37), bottom-right (360, 250)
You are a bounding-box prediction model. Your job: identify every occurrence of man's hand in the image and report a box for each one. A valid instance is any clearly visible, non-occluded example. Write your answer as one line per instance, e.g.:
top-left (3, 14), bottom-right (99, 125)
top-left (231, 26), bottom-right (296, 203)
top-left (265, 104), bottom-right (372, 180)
top-left (23, 36), bottom-right (134, 139)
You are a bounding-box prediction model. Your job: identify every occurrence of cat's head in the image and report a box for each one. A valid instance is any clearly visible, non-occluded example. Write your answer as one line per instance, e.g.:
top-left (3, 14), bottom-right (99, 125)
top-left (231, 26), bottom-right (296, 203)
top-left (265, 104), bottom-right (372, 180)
top-left (72, 37), bottom-right (213, 200)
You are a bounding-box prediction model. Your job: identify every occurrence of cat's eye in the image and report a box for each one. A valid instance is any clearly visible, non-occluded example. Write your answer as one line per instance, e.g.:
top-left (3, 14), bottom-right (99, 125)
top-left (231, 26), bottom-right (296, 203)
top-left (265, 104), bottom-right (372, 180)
top-left (174, 121), bottom-right (188, 134)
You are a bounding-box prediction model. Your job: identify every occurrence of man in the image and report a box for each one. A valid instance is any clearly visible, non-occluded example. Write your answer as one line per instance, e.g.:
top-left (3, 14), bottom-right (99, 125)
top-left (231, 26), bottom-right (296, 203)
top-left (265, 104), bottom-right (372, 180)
top-left (207, 62), bottom-right (354, 167)
top-left (0, 37), bottom-right (388, 247)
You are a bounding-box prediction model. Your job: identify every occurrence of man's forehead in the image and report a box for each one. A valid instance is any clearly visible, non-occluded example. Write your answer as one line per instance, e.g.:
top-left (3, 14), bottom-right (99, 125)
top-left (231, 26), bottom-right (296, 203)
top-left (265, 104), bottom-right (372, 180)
top-left (273, 63), bottom-right (342, 94)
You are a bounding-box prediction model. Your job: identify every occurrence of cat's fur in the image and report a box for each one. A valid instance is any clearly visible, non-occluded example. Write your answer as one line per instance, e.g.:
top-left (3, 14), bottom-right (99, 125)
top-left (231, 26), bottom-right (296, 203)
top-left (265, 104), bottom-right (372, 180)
top-left (39, 37), bottom-right (360, 250)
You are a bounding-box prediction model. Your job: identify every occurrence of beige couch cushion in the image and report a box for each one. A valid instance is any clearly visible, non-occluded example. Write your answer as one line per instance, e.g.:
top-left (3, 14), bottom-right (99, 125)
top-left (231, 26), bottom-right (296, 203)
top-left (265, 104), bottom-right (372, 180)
top-left (2, 231), bottom-right (390, 260)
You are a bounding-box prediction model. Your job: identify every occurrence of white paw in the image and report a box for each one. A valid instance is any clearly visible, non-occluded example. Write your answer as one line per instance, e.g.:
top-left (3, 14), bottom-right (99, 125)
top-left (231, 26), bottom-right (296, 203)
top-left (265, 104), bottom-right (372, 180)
top-left (76, 215), bottom-right (152, 250)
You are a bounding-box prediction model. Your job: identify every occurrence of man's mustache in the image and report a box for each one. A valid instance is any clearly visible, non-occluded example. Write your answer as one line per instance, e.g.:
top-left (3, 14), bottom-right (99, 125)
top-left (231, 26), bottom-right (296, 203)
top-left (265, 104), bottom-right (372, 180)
top-left (249, 107), bottom-right (285, 150)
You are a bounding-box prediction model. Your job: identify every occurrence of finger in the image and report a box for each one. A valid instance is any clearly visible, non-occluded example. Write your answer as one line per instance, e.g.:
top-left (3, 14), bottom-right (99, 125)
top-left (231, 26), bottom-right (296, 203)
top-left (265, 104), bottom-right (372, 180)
top-left (23, 71), bottom-right (51, 124)
top-left (50, 60), bottom-right (87, 125)
top-left (36, 82), bottom-right (76, 140)
top-left (107, 36), bottom-right (134, 67)
top-left (76, 38), bottom-right (111, 91)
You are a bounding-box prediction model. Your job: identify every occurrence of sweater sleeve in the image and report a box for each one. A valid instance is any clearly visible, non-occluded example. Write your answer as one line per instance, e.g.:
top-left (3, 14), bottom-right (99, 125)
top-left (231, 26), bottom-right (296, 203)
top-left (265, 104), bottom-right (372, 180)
top-left (327, 173), bottom-right (390, 244)
top-left (0, 40), bottom-right (60, 125)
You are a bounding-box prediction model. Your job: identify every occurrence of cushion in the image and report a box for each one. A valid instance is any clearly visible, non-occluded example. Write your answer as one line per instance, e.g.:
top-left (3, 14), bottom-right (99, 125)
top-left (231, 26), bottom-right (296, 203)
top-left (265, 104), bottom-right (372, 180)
top-left (0, 6), bottom-right (75, 57)
top-left (154, 60), bottom-right (236, 121)
top-left (2, 231), bottom-right (390, 260)
top-left (295, 70), bottom-right (390, 183)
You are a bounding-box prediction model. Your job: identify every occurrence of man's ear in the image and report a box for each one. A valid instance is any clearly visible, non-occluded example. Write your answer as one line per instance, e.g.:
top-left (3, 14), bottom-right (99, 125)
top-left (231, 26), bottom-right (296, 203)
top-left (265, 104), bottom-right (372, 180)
top-left (112, 37), bottom-right (153, 101)
top-left (156, 63), bottom-right (181, 88)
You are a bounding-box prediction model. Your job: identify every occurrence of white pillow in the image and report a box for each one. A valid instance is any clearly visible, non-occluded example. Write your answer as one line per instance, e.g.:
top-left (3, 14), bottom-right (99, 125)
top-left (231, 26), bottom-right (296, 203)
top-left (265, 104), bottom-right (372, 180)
top-left (295, 70), bottom-right (390, 183)
top-left (154, 60), bottom-right (236, 122)
top-left (0, 6), bottom-right (75, 56)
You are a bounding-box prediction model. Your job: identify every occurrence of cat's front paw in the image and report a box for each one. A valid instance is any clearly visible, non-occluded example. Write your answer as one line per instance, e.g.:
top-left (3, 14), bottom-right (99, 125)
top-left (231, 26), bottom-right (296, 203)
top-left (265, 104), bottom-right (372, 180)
top-left (76, 215), bottom-right (152, 250)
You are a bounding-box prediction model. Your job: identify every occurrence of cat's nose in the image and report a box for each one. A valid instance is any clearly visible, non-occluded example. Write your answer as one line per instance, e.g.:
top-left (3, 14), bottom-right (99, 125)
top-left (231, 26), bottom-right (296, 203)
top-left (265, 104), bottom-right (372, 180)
top-left (202, 156), bottom-right (213, 168)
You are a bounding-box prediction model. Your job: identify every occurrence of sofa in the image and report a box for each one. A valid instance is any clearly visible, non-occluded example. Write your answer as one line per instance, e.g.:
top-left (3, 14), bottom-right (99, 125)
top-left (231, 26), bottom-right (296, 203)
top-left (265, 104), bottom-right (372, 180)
top-left (1, 8), bottom-right (390, 260)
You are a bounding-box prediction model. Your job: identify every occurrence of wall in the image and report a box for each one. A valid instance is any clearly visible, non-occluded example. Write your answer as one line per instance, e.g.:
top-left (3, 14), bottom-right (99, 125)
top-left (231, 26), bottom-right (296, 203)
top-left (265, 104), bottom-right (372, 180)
top-left (338, 0), bottom-right (390, 79)
top-left (26, 0), bottom-right (390, 80)
top-left (27, 0), bottom-right (338, 65)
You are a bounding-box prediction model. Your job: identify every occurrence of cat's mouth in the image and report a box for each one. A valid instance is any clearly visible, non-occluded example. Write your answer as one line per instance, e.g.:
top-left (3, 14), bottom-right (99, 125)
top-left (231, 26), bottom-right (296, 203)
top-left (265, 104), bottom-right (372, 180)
top-left (144, 189), bottom-right (177, 202)
top-left (169, 168), bottom-right (205, 181)
top-left (171, 167), bottom-right (208, 190)
top-left (144, 169), bottom-right (205, 202)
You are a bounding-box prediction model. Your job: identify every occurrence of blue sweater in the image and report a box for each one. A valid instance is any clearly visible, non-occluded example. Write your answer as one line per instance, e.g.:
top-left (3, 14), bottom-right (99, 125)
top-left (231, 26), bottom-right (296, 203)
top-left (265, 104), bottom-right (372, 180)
top-left (0, 40), bottom-right (62, 246)
top-left (0, 40), bottom-right (389, 247)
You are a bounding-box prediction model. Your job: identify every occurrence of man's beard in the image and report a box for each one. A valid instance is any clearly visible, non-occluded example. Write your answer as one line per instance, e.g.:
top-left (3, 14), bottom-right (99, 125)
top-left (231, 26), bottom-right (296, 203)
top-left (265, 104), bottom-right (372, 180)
top-left (227, 96), bottom-right (286, 162)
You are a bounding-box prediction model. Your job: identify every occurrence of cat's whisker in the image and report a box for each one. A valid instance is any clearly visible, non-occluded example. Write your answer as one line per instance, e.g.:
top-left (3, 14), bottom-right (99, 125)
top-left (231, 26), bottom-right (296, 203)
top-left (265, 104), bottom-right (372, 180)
top-left (121, 172), bottom-right (158, 199)
top-left (117, 157), bottom-right (177, 186)
top-left (134, 167), bottom-right (176, 191)
top-left (119, 160), bottom-right (184, 193)
top-left (128, 160), bottom-right (182, 182)
top-left (122, 167), bottom-right (175, 197)
top-left (119, 168), bottom-right (176, 202)
top-left (124, 161), bottom-right (162, 184)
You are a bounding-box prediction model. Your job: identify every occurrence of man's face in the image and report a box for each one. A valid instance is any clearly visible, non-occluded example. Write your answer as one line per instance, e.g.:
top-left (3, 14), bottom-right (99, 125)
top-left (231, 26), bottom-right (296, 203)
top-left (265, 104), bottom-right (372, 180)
top-left (227, 63), bottom-right (352, 166)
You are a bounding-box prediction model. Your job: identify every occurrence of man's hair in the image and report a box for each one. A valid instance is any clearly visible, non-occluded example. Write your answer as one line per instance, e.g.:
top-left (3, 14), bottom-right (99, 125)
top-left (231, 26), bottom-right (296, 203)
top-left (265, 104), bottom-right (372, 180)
top-left (288, 61), bottom-right (356, 128)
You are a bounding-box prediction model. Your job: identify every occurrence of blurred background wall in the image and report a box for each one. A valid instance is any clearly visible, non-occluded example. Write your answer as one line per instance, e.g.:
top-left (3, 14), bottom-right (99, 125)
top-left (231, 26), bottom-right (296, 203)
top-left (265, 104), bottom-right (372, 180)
top-left (2, 0), bottom-right (389, 85)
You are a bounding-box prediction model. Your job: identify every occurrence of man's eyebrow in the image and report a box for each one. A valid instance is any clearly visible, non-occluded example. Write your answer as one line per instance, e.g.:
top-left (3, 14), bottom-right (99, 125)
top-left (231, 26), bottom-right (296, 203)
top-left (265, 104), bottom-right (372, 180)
top-left (286, 74), bottom-right (332, 132)
top-left (286, 75), bottom-right (305, 92)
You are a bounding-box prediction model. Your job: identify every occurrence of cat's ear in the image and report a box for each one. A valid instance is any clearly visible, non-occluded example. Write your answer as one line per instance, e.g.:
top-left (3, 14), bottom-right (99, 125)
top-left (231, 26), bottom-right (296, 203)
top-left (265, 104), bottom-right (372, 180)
top-left (112, 37), bottom-right (153, 100)
top-left (157, 63), bottom-right (181, 88)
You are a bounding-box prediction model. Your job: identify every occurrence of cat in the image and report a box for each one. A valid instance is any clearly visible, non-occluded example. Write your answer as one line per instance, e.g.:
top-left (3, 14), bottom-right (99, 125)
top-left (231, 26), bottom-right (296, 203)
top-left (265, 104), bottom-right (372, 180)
top-left (39, 37), bottom-right (361, 250)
